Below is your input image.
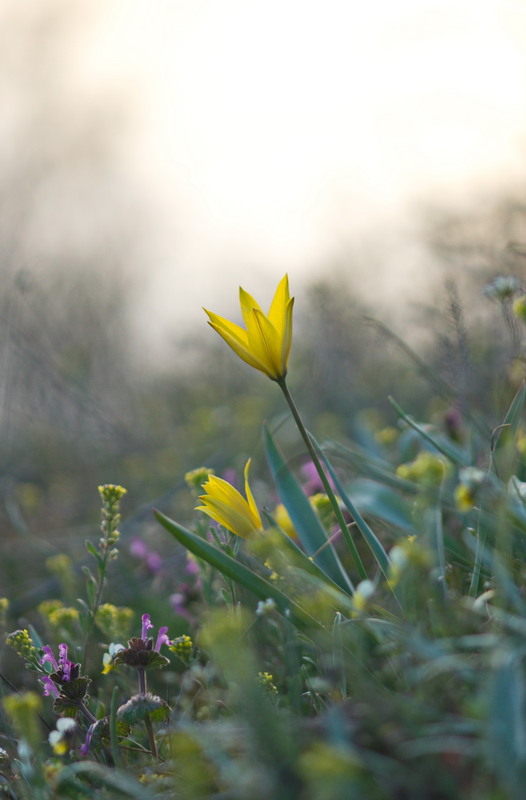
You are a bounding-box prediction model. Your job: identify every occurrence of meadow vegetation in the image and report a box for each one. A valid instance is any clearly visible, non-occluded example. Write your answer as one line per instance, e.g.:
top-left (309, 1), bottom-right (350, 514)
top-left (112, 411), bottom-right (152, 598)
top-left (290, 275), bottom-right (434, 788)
top-left (2, 256), bottom-right (526, 799)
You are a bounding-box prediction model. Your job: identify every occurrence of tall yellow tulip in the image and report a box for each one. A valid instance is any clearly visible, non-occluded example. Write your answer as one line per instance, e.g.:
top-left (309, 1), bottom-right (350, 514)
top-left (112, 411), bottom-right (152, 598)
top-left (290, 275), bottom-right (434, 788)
top-left (196, 460), bottom-right (262, 539)
top-left (204, 274), bottom-right (294, 381)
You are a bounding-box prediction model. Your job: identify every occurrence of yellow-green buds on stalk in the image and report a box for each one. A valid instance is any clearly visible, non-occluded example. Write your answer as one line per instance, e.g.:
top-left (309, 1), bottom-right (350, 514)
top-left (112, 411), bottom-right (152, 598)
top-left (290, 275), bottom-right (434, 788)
top-left (185, 467), bottom-right (215, 493)
top-left (3, 692), bottom-right (43, 750)
top-left (396, 451), bottom-right (450, 488)
top-left (196, 460), bottom-right (262, 538)
top-left (6, 629), bottom-right (41, 671)
top-left (513, 294), bottom-right (526, 322)
top-left (169, 635), bottom-right (193, 661)
top-left (0, 597), bottom-right (9, 630)
top-left (96, 603), bottom-right (134, 642)
top-left (257, 671), bottom-right (278, 695)
top-left (204, 274), bottom-right (294, 381)
top-left (97, 484), bottom-right (127, 559)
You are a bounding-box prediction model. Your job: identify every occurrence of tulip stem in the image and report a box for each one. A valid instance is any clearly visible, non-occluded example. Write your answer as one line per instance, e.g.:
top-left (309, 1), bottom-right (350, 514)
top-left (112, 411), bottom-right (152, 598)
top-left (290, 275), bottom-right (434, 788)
top-left (277, 377), bottom-right (367, 581)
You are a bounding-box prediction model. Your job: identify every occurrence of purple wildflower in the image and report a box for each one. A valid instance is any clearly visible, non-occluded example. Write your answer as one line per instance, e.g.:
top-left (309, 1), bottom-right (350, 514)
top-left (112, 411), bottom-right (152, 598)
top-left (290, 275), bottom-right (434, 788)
top-left (129, 538), bottom-right (163, 574)
top-left (155, 626), bottom-right (170, 652)
top-left (41, 645), bottom-right (58, 671)
top-left (39, 643), bottom-right (79, 697)
top-left (169, 591), bottom-right (196, 624)
top-left (141, 613), bottom-right (154, 641)
top-left (41, 675), bottom-right (60, 698)
top-left (301, 460), bottom-right (335, 496)
top-left (80, 722), bottom-right (95, 757)
top-left (111, 614), bottom-right (172, 670)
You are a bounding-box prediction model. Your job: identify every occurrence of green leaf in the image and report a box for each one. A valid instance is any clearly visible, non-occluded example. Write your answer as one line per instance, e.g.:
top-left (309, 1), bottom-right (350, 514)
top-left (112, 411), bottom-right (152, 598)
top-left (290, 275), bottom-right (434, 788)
top-left (117, 692), bottom-right (171, 724)
top-left (311, 439), bottom-right (392, 580)
top-left (155, 510), bottom-right (324, 635)
top-left (345, 478), bottom-right (415, 533)
top-left (487, 650), bottom-right (526, 793)
top-left (327, 441), bottom-right (418, 495)
top-left (56, 762), bottom-right (156, 799)
top-left (389, 396), bottom-right (468, 466)
top-left (85, 539), bottom-right (101, 564)
top-left (502, 380), bottom-right (526, 439)
top-left (263, 427), bottom-right (353, 594)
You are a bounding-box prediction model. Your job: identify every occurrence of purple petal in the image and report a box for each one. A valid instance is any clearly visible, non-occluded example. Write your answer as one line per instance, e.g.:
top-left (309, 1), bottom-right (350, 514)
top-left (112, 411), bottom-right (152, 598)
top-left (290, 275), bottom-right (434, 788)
top-left (41, 645), bottom-right (58, 670)
top-left (40, 675), bottom-right (59, 698)
top-left (79, 723), bottom-right (95, 757)
top-left (141, 613), bottom-right (153, 641)
top-left (154, 626), bottom-right (170, 651)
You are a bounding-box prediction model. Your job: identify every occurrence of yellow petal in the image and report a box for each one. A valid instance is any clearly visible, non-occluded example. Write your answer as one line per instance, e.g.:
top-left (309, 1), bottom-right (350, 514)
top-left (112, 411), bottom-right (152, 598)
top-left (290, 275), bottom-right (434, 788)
top-left (243, 308), bottom-right (281, 379)
top-left (239, 287), bottom-right (264, 329)
top-left (205, 310), bottom-right (271, 374)
top-left (243, 460), bottom-right (262, 527)
top-left (280, 296), bottom-right (294, 370)
top-left (196, 498), bottom-right (256, 538)
top-left (196, 462), bottom-right (262, 538)
top-left (267, 274), bottom-right (290, 331)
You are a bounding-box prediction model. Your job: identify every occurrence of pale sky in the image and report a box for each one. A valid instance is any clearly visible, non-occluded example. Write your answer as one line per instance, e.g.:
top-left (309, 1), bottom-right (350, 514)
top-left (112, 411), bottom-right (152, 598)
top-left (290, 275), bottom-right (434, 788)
top-left (42, 0), bottom-right (526, 343)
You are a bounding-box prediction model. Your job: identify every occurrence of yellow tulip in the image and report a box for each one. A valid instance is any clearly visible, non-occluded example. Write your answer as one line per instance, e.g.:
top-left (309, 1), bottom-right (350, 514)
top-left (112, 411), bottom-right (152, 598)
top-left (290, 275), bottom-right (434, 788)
top-left (196, 460), bottom-right (262, 538)
top-left (204, 274), bottom-right (294, 381)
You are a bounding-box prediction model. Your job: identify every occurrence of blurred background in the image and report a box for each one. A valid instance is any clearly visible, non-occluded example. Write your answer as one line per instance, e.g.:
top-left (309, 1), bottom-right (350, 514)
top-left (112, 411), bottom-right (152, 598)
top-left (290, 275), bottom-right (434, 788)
top-left (1, 0), bottom-right (526, 604)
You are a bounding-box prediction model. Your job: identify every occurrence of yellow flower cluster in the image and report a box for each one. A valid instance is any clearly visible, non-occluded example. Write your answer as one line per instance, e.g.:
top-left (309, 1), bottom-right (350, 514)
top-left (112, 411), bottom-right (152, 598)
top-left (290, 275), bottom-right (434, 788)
top-left (39, 600), bottom-right (79, 635)
top-left (257, 671), bottom-right (278, 695)
top-left (396, 451), bottom-right (449, 487)
top-left (388, 536), bottom-right (431, 588)
top-left (5, 628), bottom-right (38, 662)
top-left (513, 295), bottom-right (526, 322)
top-left (96, 603), bottom-right (134, 642)
top-left (185, 467), bottom-right (215, 492)
top-left (98, 484), bottom-right (127, 504)
top-left (169, 635), bottom-right (193, 659)
top-left (3, 692), bottom-right (42, 748)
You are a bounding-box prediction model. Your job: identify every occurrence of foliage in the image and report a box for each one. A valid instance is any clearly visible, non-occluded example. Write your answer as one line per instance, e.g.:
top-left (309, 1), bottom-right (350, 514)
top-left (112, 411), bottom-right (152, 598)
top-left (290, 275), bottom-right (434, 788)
top-left (4, 270), bottom-right (526, 798)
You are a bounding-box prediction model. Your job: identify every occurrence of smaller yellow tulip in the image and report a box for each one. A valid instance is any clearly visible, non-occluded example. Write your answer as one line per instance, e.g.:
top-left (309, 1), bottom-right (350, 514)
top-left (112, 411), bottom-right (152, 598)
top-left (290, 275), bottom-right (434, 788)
top-left (204, 274), bottom-right (294, 381)
top-left (196, 460), bottom-right (262, 538)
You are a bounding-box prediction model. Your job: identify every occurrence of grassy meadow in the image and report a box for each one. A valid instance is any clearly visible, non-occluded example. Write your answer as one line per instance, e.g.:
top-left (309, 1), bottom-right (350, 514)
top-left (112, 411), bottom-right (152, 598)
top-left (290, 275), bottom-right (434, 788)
top-left (2, 264), bottom-right (526, 799)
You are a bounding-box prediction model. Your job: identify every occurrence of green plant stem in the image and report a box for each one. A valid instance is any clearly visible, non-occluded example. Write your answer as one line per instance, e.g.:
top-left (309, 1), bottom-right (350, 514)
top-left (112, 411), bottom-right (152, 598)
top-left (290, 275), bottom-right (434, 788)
top-left (138, 667), bottom-right (158, 760)
top-left (79, 701), bottom-right (97, 725)
top-left (81, 553), bottom-right (110, 672)
top-left (277, 377), bottom-right (367, 580)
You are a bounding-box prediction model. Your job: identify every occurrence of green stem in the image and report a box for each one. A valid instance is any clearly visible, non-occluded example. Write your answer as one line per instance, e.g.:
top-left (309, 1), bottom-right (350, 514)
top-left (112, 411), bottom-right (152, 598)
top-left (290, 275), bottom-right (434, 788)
top-left (277, 377), bottom-right (367, 580)
top-left (138, 668), bottom-right (158, 760)
top-left (81, 553), bottom-right (110, 672)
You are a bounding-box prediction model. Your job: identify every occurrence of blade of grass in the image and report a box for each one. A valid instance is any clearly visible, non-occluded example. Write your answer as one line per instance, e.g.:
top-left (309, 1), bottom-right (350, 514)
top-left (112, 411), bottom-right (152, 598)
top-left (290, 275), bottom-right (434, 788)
top-left (309, 436), bottom-right (391, 581)
top-left (264, 426), bottom-right (355, 593)
top-left (389, 396), bottom-right (468, 466)
top-left (155, 510), bottom-right (324, 634)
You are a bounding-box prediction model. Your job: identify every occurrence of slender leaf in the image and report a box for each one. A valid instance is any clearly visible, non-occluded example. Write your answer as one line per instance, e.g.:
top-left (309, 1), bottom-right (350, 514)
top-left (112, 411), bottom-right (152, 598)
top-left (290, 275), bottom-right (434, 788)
top-left (311, 438), bottom-right (391, 580)
top-left (389, 396), bottom-right (468, 466)
top-left (155, 510), bottom-right (324, 634)
top-left (263, 427), bottom-right (354, 594)
top-left (345, 478), bottom-right (415, 533)
top-left (56, 762), bottom-right (156, 799)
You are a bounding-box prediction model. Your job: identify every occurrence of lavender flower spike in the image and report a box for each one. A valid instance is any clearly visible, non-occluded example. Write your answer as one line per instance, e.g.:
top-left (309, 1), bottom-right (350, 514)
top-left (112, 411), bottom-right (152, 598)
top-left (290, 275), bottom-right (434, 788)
top-left (141, 614), bottom-right (154, 641)
top-left (40, 675), bottom-right (60, 698)
top-left (155, 626), bottom-right (170, 652)
top-left (41, 645), bottom-right (59, 671)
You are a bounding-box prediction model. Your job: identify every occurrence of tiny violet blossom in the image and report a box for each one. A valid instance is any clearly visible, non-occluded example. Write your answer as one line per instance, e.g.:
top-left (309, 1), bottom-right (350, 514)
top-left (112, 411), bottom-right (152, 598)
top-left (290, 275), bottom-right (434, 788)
top-left (80, 722), bottom-right (95, 757)
top-left (110, 613), bottom-right (172, 671)
top-left (40, 643), bottom-right (79, 697)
